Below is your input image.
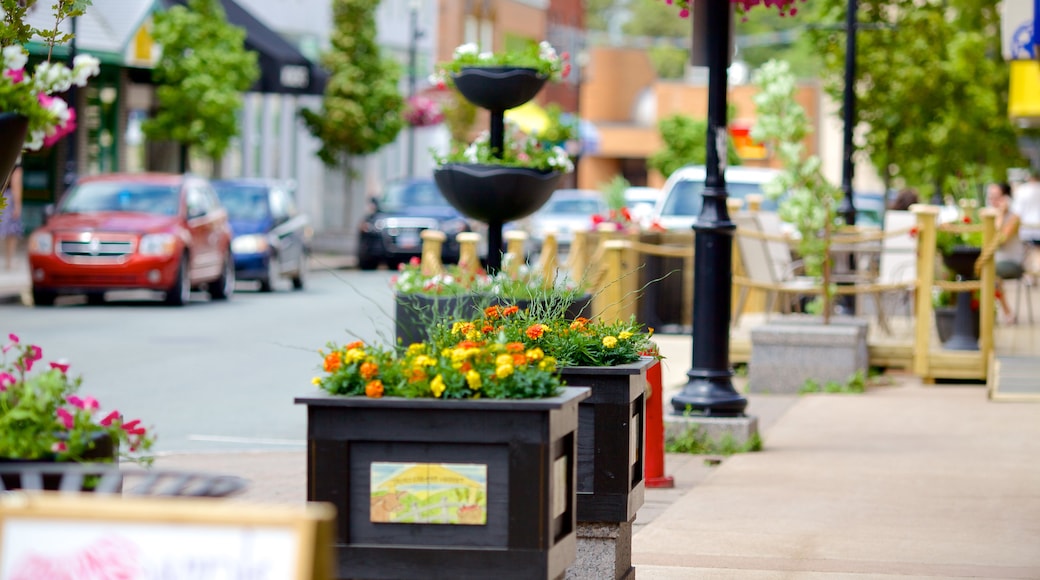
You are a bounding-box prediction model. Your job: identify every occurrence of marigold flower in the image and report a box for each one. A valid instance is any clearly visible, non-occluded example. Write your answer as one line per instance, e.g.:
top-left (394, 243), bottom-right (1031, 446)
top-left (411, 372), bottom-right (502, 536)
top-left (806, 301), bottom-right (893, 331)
top-left (466, 369), bottom-right (482, 389)
top-left (526, 347), bottom-right (544, 361)
top-left (460, 361), bottom-right (472, 373)
top-left (570, 317), bottom-right (589, 330)
top-left (502, 305), bottom-right (519, 316)
top-left (360, 362), bottom-right (379, 379)
top-left (323, 353), bottom-right (342, 372)
top-left (506, 342), bottom-right (524, 353)
top-left (408, 368), bottom-right (426, 383)
top-left (602, 336), bottom-right (618, 348)
top-left (526, 324), bottom-right (548, 339)
top-left (539, 357), bottom-right (558, 372)
top-left (311, 376), bottom-right (322, 385)
top-left (495, 354), bottom-right (513, 367)
top-left (495, 363), bottom-right (514, 379)
top-left (365, 380), bottom-right (384, 398)
top-left (344, 348), bottom-right (366, 364)
top-left (407, 343), bottom-right (425, 355)
top-left (618, 330), bottom-right (633, 340)
top-left (346, 340), bottom-right (364, 350)
top-left (431, 375), bottom-right (446, 397)
top-left (485, 305), bottom-right (501, 319)
top-left (482, 324), bottom-right (494, 334)
top-left (512, 353), bottom-right (527, 366)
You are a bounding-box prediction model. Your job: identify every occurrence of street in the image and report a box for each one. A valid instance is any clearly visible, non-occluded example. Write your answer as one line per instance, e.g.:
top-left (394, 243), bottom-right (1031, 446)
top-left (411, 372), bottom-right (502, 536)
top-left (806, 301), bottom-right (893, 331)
top-left (0, 269), bottom-right (397, 454)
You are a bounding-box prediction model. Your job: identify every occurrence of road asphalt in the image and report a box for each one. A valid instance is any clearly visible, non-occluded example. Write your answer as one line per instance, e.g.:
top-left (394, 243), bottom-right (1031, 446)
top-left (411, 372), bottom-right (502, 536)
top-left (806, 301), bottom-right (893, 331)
top-left (3, 256), bottom-right (1038, 578)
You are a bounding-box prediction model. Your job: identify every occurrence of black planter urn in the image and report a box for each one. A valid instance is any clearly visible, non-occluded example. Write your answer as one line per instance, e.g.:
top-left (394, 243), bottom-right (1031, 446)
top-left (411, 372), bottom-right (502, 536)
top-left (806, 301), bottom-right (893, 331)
top-left (942, 245), bottom-right (982, 280)
top-left (433, 163), bottom-right (562, 224)
top-left (296, 387), bottom-right (590, 580)
top-left (940, 246), bottom-right (982, 351)
top-left (452, 67), bottom-right (548, 111)
top-left (0, 112), bottom-right (29, 188)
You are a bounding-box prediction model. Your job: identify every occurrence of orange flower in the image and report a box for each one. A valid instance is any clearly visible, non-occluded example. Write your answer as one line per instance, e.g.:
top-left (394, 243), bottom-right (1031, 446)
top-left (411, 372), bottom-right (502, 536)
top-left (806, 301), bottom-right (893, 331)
top-left (506, 342), bottom-right (525, 353)
top-left (360, 362), bottom-right (379, 379)
top-left (482, 325), bottom-right (494, 334)
top-left (323, 353), bottom-right (342, 372)
top-left (484, 305), bottom-right (501, 320)
top-left (526, 324), bottom-right (548, 339)
top-left (458, 340), bottom-right (480, 350)
top-left (408, 368), bottom-right (426, 383)
top-left (512, 353), bottom-right (528, 366)
top-left (460, 361), bottom-right (472, 373)
top-left (365, 380), bottom-right (384, 398)
top-left (570, 317), bottom-right (589, 330)
top-left (502, 305), bottom-right (520, 316)
top-left (346, 340), bottom-right (364, 350)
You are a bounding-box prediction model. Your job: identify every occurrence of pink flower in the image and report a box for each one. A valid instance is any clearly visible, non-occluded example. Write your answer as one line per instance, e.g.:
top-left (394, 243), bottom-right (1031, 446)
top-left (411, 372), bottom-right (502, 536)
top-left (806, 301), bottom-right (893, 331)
top-left (67, 395), bottom-right (84, 408)
top-left (82, 396), bottom-right (99, 410)
top-left (17, 345), bottom-right (43, 372)
top-left (56, 408), bottom-right (75, 430)
top-left (1, 333), bottom-right (17, 353)
top-left (99, 410), bottom-right (120, 427)
top-left (51, 441), bottom-right (68, 453)
top-left (0, 372), bottom-right (15, 390)
top-left (4, 68), bottom-right (24, 83)
top-left (49, 360), bottom-right (70, 373)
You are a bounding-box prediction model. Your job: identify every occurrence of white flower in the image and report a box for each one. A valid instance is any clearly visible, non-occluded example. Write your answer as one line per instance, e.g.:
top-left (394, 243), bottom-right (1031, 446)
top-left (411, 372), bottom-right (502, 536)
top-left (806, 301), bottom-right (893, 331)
top-left (72, 55), bottom-right (101, 86)
top-left (32, 61), bottom-right (73, 93)
top-left (454, 43), bottom-right (479, 58)
top-left (477, 52), bottom-right (493, 62)
top-left (2, 46), bottom-right (27, 72)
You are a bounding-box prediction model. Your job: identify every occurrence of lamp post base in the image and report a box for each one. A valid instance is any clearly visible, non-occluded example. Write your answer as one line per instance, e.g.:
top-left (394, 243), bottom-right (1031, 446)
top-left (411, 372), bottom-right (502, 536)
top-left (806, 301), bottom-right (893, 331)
top-left (671, 372), bottom-right (747, 417)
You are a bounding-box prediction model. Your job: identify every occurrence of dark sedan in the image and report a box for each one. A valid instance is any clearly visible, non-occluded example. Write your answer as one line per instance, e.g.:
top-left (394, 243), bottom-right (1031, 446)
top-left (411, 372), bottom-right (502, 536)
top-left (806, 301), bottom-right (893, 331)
top-left (213, 179), bottom-right (310, 292)
top-left (357, 179), bottom-right (472, 270)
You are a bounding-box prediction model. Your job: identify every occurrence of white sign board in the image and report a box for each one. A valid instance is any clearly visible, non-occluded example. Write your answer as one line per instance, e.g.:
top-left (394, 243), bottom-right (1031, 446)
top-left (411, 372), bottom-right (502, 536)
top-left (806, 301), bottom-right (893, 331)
top-left (0, 493), bottom-right (336, 580)
top-left (1002, 0), bottom-right (1036, 60)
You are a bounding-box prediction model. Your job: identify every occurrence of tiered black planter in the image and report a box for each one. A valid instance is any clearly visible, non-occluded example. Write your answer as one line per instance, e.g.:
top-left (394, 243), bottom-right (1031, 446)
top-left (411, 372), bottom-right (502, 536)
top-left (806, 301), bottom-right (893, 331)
top-left (0, 113), bottom-right (29, 188)
top-left (434, 67), bottom-right (561, 272)
top-left (941, 245), bottom-right (982, 351)
top-left (296, 387), bottom-right (590, 580)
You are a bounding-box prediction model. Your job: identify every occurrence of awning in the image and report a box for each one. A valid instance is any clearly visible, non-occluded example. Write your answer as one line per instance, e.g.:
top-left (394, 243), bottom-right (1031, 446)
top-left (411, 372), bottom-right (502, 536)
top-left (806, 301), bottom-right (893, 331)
top-left (165, 0), bottom-right (326, 95)
top-left (1009, 60), bottom-right (1040, 126)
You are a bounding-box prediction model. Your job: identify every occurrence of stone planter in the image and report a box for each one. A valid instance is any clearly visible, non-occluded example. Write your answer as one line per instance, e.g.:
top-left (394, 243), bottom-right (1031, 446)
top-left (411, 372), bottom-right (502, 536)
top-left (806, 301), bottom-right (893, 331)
top-left (748, 316), bottom-right (869, 394)
top-left (295, 387), bottom-right (590, 580)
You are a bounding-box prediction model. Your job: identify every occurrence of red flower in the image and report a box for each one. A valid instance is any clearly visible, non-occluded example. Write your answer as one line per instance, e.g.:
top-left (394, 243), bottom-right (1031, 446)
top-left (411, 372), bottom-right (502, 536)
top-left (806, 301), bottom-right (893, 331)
top-left (56, 408), bottom-right (74, 430)
top-left (100, 410), bottom-right (120, 426)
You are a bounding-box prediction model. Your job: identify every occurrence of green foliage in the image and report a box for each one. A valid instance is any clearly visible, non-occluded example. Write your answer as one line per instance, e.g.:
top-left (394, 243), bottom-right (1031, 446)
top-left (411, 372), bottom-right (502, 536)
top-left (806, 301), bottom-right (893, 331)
top-left (648, 114), bottom-right (741, 178)
top-left (441, 88), bottom-right (477, 143)
top-left (434, 41), bottom-right (568, 83)
top-left (301, 0), bottom-right (404, 166)
top-left (1, 0), bottom-right (90, 49)
top-left (540, 103), bottom-right (578, 144)
top-left (799, 370), bottom-right (866, 394)
top-left (144, 0), bottom-right (258, 165)
top-left (805, 0), bottom-right (1024, 195)
top-left (600, 175), bottom-right (630, 214)
top-left (752, 60), bottom-right (843, 321)
top-left (434, 123), bottom-right (574, 173)
top-left (666, 424), bottom-right (763, 455)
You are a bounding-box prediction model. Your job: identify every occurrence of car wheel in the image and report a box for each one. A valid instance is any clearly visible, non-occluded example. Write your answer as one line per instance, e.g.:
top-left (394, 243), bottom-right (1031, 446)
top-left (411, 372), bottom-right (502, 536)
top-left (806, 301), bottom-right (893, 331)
top-left (358, 254), bottom-right (381, 271)
top-left (210, 251), bottom-right (235, 300)
top-left (32, 288), bottom-right (56, 307)
top-left (164, 256), bottom-right (191, 306)
top-left (259, 253), bottom-right (278, 293)
top-left (291, 255), bottom-right (306, 291)
top-left (86, 292), bottom-right (105, 306)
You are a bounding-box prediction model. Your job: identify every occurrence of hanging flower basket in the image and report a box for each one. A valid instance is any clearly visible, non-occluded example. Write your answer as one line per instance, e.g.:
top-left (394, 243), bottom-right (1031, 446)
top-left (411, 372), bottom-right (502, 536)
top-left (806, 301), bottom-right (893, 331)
top-left (453, 67), bottom-right (548, 111)
top-left (0, 113), bottom-right (28, 188)
top-left (434, 163), bottom-right (561, 223)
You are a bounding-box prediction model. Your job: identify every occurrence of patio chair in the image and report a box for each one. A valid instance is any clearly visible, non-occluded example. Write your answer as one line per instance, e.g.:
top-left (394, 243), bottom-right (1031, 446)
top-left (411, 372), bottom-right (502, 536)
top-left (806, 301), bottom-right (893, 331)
top-left (732, 212), bottom-right (816, 325)
top-left (875, 210), bottom-right (919, 320)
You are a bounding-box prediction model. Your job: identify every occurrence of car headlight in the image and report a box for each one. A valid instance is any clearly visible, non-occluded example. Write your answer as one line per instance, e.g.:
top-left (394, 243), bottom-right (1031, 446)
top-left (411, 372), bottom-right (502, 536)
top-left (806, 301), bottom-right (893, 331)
top-left (28, 232), bottom-right (53, 255)
top-left (139, 233), bottom-right (178, 256)
top-left (231, 234), bottom-right (270, 254)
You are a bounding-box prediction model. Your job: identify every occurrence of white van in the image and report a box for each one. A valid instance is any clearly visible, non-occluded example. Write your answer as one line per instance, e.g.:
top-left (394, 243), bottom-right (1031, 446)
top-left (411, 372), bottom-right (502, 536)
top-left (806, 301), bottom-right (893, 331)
top-left (653, 165), bottom-right (783, 230)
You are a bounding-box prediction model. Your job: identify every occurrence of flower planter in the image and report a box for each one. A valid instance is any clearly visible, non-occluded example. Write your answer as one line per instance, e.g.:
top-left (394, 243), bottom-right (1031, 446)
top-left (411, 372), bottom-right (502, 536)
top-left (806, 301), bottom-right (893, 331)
top-left (940, 246), bottom-right (982, 351)
top-left (0, 432), bottom-right (116, 491)
top-left (295, 387), bottom-right (590, 580)
top-left (452, 67), bottom-right (547, 111)
top-left (557, 358), bottom-right (652, 523)
top-left (942, 246), bottom-right (982, 280)
top-left (0, 113), bottom-right (29, 188)
top-left (394, 293), bottom-right (481, 347)
top-left (491, 293), bottom-right (593, 321)
top-left (433, 163), bottom-right (562, 224)
top-left (935, 306), bottom-right (979, 344)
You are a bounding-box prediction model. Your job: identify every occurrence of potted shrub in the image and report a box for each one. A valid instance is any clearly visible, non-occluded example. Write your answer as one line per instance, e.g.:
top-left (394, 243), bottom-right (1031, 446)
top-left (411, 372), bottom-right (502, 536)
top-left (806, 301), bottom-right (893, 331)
top-left (297, 314), bottom-right (589, 580)
top-left (0, 333), bottom-right (156, 488)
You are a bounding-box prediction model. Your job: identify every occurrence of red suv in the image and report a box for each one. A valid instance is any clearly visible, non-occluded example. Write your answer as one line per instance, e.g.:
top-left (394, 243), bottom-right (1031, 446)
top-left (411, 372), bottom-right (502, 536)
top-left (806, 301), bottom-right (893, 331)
top-left (27, 173), bottom-right (235, 306)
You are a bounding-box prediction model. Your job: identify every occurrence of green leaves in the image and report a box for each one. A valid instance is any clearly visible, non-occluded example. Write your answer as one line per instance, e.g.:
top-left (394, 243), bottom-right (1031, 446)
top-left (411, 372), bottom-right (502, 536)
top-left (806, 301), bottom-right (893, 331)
top-left (143, 0), bottom-right (258, 165)
top-left (301, 0), bottom-right (404, 167)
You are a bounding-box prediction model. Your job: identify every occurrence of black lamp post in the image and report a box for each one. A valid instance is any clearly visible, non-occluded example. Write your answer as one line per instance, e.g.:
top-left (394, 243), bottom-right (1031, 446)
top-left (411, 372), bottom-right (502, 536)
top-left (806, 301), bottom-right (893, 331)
top-left (838, 0), bottom-right (858, 226)
top-left (62, 15), bottom-right (79, 195)
top-left (670, 0), bottom-right (747, 417)
top-left (406, 0), bottom-right (422, 180)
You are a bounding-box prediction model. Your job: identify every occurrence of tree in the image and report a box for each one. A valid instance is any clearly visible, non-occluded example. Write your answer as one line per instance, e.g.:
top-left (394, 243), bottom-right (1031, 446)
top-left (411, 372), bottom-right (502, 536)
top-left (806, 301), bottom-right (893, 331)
top-left (300, 0), bottom-right (404, 168)
top-left (806, 0), bottom-right (1024, 200)
top-left (648, 113), bottom-right (740, 178)
top-left (144, 0), bottom-right (258, 171)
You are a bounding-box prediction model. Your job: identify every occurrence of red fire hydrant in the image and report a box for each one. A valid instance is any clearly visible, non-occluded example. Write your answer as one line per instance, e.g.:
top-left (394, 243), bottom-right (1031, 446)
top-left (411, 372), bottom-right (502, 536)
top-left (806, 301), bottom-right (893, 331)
top-left (643, 346), bottom-right (674, 488)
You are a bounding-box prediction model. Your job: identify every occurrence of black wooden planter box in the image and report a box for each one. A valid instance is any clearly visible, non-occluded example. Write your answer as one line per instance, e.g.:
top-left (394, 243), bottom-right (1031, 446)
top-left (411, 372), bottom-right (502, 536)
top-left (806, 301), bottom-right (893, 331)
top-left (394, 294), bottom-right (481, 346)
top-left (296, 387), bottom-right (590, 580)
top-left (558, 357), bottom-right (652, 523)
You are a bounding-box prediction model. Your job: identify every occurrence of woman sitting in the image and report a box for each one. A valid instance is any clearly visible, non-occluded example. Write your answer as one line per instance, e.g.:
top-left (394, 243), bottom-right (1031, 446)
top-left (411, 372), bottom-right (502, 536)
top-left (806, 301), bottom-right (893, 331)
top-left (987, 182), bottom-right (1025, 324)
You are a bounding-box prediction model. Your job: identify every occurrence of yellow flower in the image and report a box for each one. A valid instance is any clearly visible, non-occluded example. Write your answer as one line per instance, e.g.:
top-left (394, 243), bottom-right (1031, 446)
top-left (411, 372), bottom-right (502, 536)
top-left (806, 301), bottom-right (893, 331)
top-left (465, 369), bottom-right (482, 389)
top-left (525, 347), bottom-right (544, 361)
top-left (602, 336), bottom-right (618, 348)
top-left (495, 363), bottom-right (514, 379)
top-left (539, 356), bottom-right (557, 372)
top-left (414, 355), bottom-right (435, 367)
top-left (618, 330), bottom-right (633, 340)
top-left (465, 329), bottom-right (482, 341)
top-left (407, 343), bottom-right (425, 355)
top-left (452, 322), bottom-right (465, 334)
top-left (344, 348), bottom-right (366, 364)
top-left (431, 374), bottom-right (446, 398)
top-left (495, 354), bottom-right (513, 368)
top-left (311, 376), bottom-right (322, 385)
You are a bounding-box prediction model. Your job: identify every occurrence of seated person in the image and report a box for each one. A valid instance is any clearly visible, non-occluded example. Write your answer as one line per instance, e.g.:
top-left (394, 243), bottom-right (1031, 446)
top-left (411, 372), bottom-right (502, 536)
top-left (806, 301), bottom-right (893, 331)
top-left (987, 182), bottom-right (1025, 324)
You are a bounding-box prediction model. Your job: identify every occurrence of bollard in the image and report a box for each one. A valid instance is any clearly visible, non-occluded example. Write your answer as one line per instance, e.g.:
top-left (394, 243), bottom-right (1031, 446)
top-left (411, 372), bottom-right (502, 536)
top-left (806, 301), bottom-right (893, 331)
top-left (643, 349), bottom-right (674, 488)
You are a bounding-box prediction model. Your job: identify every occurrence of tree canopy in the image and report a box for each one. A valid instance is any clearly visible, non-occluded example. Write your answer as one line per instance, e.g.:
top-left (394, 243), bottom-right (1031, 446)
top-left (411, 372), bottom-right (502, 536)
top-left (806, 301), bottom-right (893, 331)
top-left (301, 0), bottom-right (404, 167)
top-left (144, 0), bottom-right (258, 167)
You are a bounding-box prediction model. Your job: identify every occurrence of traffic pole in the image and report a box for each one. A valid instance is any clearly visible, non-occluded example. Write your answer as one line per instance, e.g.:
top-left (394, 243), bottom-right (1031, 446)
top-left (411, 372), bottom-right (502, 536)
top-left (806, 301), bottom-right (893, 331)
top-left (643, 346), bottom-right (674, 488)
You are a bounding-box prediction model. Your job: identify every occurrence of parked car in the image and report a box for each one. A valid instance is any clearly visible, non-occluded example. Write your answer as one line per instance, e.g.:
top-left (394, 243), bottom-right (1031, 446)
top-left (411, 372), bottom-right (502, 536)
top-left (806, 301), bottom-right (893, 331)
top-left (357, 178), bottom-right (472, 270)
top-left (27, 173), bottom-right (234, 306)
top-left (653, 165), bottom-right (784, 230)
top-left (623, 186), bottom-right (662, 229)
top-left (525, 189), bottom-right (608, 254)
top-left (213, 178), bottom-right (310, 292)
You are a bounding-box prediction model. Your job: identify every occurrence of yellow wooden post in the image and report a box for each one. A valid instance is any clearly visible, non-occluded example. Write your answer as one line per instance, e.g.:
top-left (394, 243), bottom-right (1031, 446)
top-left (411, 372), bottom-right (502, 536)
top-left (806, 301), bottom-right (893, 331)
top-left (538, 233), bottom-right (559, 289)
top-left (569, 230), bottom-right (588, 285)
top-left (912, 205), bottom-right (938, 378)
top-left (599, 239), bottom-right (628, 323)
top-left (504, 230), bottom-right (528, 278)
top-left (420, 229), bottom-right (446, 277)
top-left (745, 194), bottom-right (763, 213)
top-left (456, 232), bottom-right (482, 278)
top-left (727, 197), bottom-right (745, 214)
top-left (978, 208), bottom-right (997, 373)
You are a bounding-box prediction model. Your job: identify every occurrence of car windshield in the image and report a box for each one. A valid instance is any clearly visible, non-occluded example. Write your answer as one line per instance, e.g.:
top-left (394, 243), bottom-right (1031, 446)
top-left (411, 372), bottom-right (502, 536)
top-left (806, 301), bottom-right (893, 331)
top-left (60, 182), bottom-right (180, 216)
top-left (543, 198), bottom-right (603, 215)
top-left (381, 181), bottom-right (451, 211)
top-left (659, 180), bottom-right (778, 216)
top-left (215, 185), bottom-right (270, 221)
